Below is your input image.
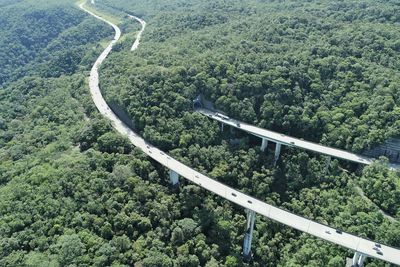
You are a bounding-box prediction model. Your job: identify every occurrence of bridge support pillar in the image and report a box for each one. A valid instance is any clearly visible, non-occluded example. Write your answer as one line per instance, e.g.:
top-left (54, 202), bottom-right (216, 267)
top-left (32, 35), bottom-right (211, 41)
top-left (260, 138), bottom-right (268, 152)
top-left (243, 209), bottom-right (256, 261)
top-left (352, 252), bottom-right (366, 267)
top-left (169, 170), bottom-right (179, 186)
top-left (274, 143), bottom-right (282, 166)
top-left (324, 156), bottom-right (331, 174)
top-left (221, 123), bottom-right (224, 132)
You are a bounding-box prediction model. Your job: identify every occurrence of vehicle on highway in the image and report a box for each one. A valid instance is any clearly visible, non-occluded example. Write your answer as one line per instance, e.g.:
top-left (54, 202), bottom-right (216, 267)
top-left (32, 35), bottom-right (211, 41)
top-left (215, 113), bottom-right (229, 120)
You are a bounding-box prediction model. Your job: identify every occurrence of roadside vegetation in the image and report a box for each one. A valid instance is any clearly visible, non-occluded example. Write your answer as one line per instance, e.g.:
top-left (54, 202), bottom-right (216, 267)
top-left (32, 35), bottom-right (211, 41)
top-left (0, 0), bottom-right (399, 266)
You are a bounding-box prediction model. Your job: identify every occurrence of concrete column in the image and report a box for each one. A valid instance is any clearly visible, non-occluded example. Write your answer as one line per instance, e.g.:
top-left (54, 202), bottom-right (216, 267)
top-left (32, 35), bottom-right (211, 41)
top-left (357, 254), bottom-right (366, 267)
top-left (324, 156), bottom-right (331, 174)
top-left (352, 252), bottom-right (366, 267)
top-left (274, 143), bottom-right (282, 166)
top-left (352, 252), bottom-right (360, 266)
top-left (221, 123), bottom-right (224, 132)
top-left (243, 209), bottom-right (256, 260)
top-left (260, 138), bottom-right (268, 152)
top-left (169, 170), bottom-right (179, 186)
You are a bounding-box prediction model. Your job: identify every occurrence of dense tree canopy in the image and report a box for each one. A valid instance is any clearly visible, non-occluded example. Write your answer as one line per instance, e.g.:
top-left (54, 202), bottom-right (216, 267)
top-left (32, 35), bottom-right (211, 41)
top-left (0, 0), bottom-right (399, 266)
top-left (0, 0), bottom-right (112, 87)
top-left (101, 0), bottom-right (400, 153)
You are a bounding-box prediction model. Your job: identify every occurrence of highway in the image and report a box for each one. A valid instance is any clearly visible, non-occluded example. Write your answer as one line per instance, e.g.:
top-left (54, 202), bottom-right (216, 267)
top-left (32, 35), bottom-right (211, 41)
top-left (128, 14), bottom-right (146, 51)
top-left (198, 108), bottom-right (400, 169)
top-left (78, 2), bottom-right (400, 265)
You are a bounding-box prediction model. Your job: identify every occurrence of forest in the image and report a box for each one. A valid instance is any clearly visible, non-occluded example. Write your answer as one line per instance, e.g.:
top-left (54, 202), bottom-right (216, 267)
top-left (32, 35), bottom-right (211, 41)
top-left (0, 0), bottom-right (399, 266)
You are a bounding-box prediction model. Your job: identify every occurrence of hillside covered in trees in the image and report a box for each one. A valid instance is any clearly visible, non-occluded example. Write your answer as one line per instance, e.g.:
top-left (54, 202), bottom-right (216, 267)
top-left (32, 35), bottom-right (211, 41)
top-left (0, 0), bottom-right (399, 266)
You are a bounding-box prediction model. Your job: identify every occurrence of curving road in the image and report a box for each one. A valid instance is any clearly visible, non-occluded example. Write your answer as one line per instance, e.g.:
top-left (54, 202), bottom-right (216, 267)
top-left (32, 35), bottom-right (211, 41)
top-left (354, 186), bottom-right (397, 223)
top-left (78, 2), bottom-right (400, 265)
top-left (128, 14), bottom-right (146, 51)
top-left (197, 108), bottom-right (400, 170)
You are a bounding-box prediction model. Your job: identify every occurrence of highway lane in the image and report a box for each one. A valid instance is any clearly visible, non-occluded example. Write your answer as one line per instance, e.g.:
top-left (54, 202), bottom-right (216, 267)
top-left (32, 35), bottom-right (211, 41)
top-left (198, 108), bottom-right (400, 170)
top-left (79, 2), bottom-right (400, 265)
top-left (128, 14), bottom-right (146, 51)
